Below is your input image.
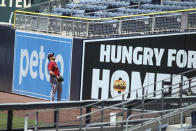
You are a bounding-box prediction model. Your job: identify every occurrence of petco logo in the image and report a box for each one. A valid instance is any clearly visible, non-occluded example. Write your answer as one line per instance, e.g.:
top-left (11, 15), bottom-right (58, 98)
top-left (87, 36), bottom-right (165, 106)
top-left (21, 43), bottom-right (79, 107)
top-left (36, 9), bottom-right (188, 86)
top-left (19, 45), bottom-right (64, 85)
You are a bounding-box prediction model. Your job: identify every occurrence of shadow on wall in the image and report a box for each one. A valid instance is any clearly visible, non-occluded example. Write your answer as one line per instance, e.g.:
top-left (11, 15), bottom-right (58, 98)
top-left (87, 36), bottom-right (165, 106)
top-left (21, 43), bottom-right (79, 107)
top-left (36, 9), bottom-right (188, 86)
top-left (0, 23), bottom-right (15, 92)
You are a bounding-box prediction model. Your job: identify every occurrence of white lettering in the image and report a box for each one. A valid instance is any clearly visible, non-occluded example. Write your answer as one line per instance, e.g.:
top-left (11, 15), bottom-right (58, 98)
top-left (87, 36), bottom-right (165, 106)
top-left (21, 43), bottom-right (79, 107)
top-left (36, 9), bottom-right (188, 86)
top-left (45, 58), bottom-right (50, 82)
top-left (56, 54), bottom-right (64, 76)
top-left (0, 0), bottom-right (6, 7)
top-left (100, 44), bottom-right (111, 62)
top-left (122, 46), bottom-right (133, 64)
top-left (24, 0), bottom-right (31, 8)
top-left (30, 50), bottom-right (38, 79)
top-left (16, 0), bottom-right (22, 8)
top-left (176, 50), bottom-right (187, 68)
top-left (39, 46), bottom-right (45, 80)
top-left (111, 45), bottom-right (121, 63)
top-left (188, 51), bottom-right (196, 68)
top-left (19, 46), bottom-right (64, 84)
top-left (154, 48), bottom-right (164, 66)
top-left (91, 69), bottom-right (110, 99)
top-left (143, 47), bottom-right (153, 65)
top-left (168, 49), bottom-right (176, 67)
top-left (19, 49), bottom-right (29, 85)
top-left (9, 0), bottom-right (13, 7)
top-left (133, 47), bottom-right (143, 65)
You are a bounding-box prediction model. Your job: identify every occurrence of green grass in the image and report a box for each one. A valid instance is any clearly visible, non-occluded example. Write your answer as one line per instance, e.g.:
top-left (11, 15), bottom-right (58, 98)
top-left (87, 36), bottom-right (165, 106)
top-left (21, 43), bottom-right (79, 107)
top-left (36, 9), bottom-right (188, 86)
top-left (0, 113), bottom-right (49, 130)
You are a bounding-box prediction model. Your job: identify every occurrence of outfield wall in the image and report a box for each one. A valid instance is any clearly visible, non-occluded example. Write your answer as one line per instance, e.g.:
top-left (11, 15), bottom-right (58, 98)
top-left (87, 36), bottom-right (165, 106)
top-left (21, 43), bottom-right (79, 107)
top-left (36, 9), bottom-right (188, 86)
top-left (0, 23), bottom-right (15, 92)
top-left (13, 31), bottom-right (73, 100)
top-left (9, 31), bottom-right (196, 101)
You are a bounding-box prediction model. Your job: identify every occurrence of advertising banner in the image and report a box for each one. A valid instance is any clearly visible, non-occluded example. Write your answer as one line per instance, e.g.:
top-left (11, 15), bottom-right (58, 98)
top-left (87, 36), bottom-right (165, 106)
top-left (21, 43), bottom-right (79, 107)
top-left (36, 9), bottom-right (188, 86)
top-left (13, 31), bottom-right (72, 100)
top-left (81, 33), bottom-right (196, 100)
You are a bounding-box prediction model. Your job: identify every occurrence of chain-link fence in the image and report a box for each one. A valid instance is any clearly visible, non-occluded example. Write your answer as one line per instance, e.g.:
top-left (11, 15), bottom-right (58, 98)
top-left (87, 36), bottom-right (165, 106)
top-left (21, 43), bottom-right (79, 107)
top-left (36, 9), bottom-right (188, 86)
top-left (14, 9), bottom-right (196, 38)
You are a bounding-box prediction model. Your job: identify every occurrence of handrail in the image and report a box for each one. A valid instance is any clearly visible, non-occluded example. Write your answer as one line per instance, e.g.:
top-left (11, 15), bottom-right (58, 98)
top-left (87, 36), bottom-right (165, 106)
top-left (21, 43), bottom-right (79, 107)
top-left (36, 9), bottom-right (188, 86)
top-left (80, 68), bottom-right (196, 109)
top-left (126, 110), bottom-right (174, 131)
top-left (126, 104), bottom-right (196, 131)
top-left (105, 79), bottom-right (196, 125)
top-left (83, 105), bottom-right (196, 131)
top-left (84, 118), bottom-right (161, 131)
top-left (14, 8), bottom-right (196, 21)
top-left (77, 74), bottom-right (196, 119)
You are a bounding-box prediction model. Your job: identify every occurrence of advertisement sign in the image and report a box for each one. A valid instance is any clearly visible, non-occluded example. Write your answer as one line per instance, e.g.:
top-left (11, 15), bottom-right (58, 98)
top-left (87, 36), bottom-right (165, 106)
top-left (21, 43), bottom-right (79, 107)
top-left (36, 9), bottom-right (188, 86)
top-left (13, 31), bottom-right (72, 100)
top-left (81, 33), bottom-right (196, 100)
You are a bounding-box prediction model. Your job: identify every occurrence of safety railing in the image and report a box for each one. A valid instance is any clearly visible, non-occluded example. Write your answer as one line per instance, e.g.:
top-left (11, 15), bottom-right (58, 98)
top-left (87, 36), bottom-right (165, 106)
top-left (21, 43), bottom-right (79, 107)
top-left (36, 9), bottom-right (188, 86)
top-left (20, 69), bottom-right (196, 130)
top-left (76, 69), bottom-right (196, 129)
top-left (77, 69), bottom-right (196, 117)
top-left (83, 105), bottom-right (196, 131)
top-left (14, 8), bottom-right (196, 38)
top-left (77, 76), bottom-right (196, 124)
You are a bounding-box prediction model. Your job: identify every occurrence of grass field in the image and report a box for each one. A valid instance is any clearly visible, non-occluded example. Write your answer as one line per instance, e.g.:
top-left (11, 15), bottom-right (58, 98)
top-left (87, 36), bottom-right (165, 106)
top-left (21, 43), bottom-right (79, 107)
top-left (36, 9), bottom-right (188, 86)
top-left (0, 112), bottom-right (48, 130)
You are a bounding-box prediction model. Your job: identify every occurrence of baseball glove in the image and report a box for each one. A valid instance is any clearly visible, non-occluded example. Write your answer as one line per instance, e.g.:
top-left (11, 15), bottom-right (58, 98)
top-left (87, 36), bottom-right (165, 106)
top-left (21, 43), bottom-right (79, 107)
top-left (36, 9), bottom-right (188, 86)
top-left (56, 76), bottom-right (64, 82)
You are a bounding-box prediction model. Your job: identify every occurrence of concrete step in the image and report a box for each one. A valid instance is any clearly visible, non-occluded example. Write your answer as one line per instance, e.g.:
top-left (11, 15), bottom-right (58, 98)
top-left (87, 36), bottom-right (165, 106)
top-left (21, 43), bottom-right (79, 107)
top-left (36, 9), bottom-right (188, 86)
top-left (185, 116), bottom-right (191, 125)
top-left (166, 124), bottom-right (189, 131)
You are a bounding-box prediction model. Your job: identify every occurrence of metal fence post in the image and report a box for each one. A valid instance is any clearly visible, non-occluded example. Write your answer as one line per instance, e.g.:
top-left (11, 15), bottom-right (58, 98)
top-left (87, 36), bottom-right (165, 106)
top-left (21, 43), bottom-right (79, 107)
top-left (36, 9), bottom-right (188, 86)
top-left (161, 80), bottom-right (164, 118)
top-left (180, 109), bottom-right (184, 128)
top-left (86, 21), bottom-right (89, 38)
top-left (60, 18), bottom-right (62, 35)
top-left (72, 20), bottom-right (75, 36)
top-left (151, 16), bottom-right (155, 33)
top-left (118, 20), bottom-right (122, 35)
top-left (47, 16), bottom-right (49, 33)
top-left (85, 106), bottom-right (91, 124)
top-left (7, 110), bottom-right (13, 131)
top-left (79, 107), bottom-right (83, 131)
top-left (121, 94), bottom-right (125, 130)
top-left (180, 75), bottom-right (183, 108)
top-left (101, 102), bottom-right (104, 131)
top-left (24, 113), bottom-right (29, 131)
top-left (54, 110), bottom-right (59, 131)
top-left (181, 11), bottom-right (188, 31)
top-left (34, 112), bottom-right (39, 131)
top-left (141, 87), bottom-right (145, 126)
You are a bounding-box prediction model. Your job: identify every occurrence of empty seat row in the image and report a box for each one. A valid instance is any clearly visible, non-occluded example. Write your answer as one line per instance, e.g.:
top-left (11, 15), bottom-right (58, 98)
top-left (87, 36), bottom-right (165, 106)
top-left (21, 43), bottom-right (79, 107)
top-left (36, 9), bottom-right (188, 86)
top-left (117, 7), bottom-right (157, 14)
top-left (140, 4), bottom-right (193, 11)
top-left (52, 8), bottom-right (85, 15)
top-left (163, 0), bottom-right (196, 7)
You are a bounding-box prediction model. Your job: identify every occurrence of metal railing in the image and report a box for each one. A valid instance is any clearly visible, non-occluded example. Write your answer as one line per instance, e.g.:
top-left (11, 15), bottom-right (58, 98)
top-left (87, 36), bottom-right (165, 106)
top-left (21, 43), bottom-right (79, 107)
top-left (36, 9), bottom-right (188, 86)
top-left (14, 8), bottom-right (196, 38)
top-left (19, 69), bottom-right (196, 130)
top-left (77, 69), bottom-right (196, 118)
top-left (83, 105), bottom-right (196, 131)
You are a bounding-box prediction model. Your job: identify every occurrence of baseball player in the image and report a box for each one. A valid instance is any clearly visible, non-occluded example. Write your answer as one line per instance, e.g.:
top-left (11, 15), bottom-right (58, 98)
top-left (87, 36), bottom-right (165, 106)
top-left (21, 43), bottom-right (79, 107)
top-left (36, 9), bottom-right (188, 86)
top-left (47, 53), bottom-right (63, 101)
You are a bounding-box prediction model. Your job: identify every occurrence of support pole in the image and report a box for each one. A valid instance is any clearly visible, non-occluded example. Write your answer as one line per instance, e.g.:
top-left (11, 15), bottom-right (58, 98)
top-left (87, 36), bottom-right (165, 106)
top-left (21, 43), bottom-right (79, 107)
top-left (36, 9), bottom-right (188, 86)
top-left (7, 110), bottom-right (13, 131)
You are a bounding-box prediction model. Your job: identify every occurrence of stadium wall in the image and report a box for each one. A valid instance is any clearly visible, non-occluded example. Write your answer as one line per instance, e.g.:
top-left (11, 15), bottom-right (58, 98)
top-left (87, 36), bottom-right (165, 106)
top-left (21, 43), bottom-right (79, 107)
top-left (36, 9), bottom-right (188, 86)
top-left (81, 32), bottom-right (196, 100)
top-left (0, 23), bottom-right (15, 92)
top-left (10, 30), bottom-right (196, 101)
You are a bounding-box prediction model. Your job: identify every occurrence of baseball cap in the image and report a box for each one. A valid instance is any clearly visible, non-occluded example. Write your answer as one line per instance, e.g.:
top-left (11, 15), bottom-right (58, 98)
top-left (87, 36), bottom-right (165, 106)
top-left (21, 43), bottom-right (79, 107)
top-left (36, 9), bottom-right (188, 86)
top-left (47, 53), bottom-right (54, 60)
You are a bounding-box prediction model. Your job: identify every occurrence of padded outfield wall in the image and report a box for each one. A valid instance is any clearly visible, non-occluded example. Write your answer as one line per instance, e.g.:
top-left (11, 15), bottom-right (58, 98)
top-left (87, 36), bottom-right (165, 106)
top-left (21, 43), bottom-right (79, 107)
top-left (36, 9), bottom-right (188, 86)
top-left (0, 24), bottom-right (15, 92)
top-left (11, 31), bottom-right (196, 101)
top-left (80, 32), bottom-right (196, 100)
top-left (12, 31), bottom-right (75, 100)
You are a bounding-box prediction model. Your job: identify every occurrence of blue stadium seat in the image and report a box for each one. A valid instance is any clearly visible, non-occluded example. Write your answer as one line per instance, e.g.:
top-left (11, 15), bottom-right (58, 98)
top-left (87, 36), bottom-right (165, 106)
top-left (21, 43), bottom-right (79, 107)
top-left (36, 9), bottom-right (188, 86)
top-left (65, 3), bottom-right (77, 9)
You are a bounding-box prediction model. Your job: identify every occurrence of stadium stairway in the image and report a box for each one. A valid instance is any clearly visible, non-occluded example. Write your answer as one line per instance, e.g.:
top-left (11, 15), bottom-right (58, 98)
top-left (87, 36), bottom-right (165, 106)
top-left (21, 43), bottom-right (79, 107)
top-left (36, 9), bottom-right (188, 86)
top-left (74, 69), bottom-right (196, 131)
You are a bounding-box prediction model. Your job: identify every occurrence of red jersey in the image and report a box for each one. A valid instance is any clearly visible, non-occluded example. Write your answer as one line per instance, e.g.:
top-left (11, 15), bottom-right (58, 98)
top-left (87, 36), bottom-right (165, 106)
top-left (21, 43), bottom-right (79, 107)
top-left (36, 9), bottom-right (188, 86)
top-left (48, 61), bottom-right (60, 76)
